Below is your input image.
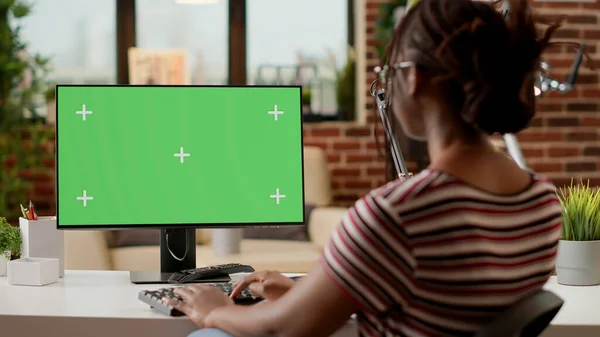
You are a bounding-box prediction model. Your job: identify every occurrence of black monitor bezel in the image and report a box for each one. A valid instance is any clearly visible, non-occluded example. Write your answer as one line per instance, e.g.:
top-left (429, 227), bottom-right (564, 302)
top-left (55, 84), bottom-right (306, 230)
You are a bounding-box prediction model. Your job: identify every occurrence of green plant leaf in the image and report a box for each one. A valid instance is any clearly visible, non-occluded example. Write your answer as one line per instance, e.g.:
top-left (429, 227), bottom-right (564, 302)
top-left (558, 179), bottom-right (600, 241)
top-left (0, 217), bottom-right (22, 256)
top-left (0, 0), bottom-right (52, 133)
top-left (373, 0), bottom-right (408, 60)
top-left (11, 2), bottom-right (31, 18)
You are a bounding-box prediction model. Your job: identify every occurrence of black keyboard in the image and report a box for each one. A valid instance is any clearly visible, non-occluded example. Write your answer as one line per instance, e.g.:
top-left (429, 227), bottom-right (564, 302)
top-left (168, 263), bottom-right (255, 284)
top-left (139, 282), bottom-right (263, 316)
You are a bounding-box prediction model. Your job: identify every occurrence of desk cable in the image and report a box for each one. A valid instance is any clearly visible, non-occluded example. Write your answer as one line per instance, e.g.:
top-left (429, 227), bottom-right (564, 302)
top-left (166, 232), bottom-right (189, 262)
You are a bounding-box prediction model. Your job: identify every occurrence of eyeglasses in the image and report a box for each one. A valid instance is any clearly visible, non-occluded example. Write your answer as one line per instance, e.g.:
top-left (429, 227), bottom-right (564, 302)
top-left (374, 61), bottom-right (414, 85)
top-left (371, 60), bottom-right (415, 107)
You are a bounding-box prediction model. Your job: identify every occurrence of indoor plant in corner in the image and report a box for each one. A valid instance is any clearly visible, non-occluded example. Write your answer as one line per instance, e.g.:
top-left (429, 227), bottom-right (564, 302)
top-left (0, 217), bottom-right (22, 276)
top-left (0, 0), bottom-right (53, 223)
top-left (556, 180), bottom-right (600, 286)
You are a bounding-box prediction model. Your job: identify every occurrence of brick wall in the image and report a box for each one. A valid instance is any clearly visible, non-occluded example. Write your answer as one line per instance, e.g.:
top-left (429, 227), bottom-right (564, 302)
top-left (304, 0), bottom-right (600, 207)
top-left (514, 2), bottom-right (600, 187)
top-left (303, 123), bottom-right (410, 206)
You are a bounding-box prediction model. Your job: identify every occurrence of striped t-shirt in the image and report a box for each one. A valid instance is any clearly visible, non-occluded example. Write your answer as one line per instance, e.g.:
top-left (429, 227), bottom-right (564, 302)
top-left (322, 169), bottom-right (562, 337)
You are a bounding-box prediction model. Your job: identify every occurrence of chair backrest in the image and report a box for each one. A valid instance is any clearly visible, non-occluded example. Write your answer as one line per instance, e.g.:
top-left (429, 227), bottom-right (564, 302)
top-left (475, 290), bottom-right (564, 337)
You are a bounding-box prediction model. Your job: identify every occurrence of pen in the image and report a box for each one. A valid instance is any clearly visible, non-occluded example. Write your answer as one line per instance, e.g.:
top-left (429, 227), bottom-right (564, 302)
top-left (20, 204), bottom-right (27, 219)
top-left (29, 200), bottom-right (38, 220)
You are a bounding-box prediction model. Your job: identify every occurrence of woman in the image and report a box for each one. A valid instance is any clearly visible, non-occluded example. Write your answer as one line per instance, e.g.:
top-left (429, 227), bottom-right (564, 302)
top-left (164, 0), bottom-right (563, 336)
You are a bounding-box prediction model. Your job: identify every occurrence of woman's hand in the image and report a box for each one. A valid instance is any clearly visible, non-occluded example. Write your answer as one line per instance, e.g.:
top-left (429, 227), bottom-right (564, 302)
top-left (163, 285), bottom-right (234, 327)
top-left (230, 270), bottom-right (296, 301)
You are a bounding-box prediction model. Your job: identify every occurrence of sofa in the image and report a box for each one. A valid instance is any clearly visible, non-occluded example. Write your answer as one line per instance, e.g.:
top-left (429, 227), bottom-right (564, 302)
top-left (64, 146), bottom-right (349, 273)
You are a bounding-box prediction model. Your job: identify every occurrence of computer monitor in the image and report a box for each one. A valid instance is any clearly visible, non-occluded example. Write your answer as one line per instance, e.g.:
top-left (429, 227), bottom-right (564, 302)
top-left (56, 85), bottom-right (305, 283)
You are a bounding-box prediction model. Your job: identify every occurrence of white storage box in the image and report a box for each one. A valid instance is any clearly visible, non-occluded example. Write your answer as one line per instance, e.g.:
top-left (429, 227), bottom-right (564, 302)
top-left (7, 258), bottom-right (59, 286)
top-left (19, 216), bottom-right (64, 277)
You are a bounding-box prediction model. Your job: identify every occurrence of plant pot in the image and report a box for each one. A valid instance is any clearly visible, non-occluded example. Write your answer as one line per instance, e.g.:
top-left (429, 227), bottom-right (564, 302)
top-left (556, 240), bottom-right (600, 286)
top-left (0, 251), bottom-right (10, 277)
top-left (211, 228), bottom-right (242, 256)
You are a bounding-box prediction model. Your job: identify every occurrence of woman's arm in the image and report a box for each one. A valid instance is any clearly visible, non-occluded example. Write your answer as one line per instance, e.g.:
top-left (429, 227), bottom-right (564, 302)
top-left (204, 262), bottom-right (358, 337)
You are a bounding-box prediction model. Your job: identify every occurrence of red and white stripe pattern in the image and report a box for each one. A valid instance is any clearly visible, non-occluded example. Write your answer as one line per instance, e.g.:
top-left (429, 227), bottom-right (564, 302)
top-left (322, 169), bottom-right (562, 337)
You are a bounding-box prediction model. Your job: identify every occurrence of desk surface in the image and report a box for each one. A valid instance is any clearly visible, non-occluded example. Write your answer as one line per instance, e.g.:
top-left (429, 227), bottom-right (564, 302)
top-left (0, 271), bottom-right (598, 337)
top-left (0, 270), bottom-right (304, 319)
top-left (543, 277), bottom-right (600, 327)
top-left (0, 270), bottom-right (317, 337)
top-left (0, 270), bottom-right (182, 319)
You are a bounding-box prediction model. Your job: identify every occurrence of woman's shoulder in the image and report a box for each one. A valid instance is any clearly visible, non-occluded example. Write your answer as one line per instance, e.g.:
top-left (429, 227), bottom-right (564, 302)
top-left (368, 169), bottom-right (558, 207)
top-left (369, 169), bottom-right (451, 202)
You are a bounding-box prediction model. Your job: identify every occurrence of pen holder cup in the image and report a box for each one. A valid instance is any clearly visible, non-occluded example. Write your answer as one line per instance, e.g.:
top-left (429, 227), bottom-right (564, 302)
top-left (19, 216), bottom-right (64, 278)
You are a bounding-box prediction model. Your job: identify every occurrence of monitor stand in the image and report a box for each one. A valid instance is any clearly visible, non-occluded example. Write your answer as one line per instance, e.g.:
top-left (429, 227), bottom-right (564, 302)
top-left (130, 228), bottom-right (229, 284)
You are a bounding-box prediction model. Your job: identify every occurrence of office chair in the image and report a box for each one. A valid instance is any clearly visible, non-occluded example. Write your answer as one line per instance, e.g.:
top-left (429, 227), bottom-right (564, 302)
top-left (475, 290), bottom-right (564, 337)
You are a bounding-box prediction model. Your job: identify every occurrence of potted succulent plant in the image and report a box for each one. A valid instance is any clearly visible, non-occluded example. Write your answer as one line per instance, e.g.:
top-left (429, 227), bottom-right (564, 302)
top-left (0, 217), bottom-right (22, 276)
top-left (328, 46), bottom-right (356, 121)
top-left (555, 180), bottom-right (600, 286)
top-left (335, 56), bottom-right (355, 121)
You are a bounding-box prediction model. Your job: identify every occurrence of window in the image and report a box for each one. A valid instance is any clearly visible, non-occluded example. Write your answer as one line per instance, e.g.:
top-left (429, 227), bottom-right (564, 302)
top-left (247, 0), bottom-right (353, 121)
top-left (18, 0), bottom-right (117, 84)
top-left (19, 0), bottom-right (356, 121)
top-left (136, 0), bottom-right (229, 85)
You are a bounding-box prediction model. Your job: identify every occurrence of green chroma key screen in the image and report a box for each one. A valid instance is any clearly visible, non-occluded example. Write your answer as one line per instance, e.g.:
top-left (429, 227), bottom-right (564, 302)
top-left (57, 85), bottom-right (304, 228)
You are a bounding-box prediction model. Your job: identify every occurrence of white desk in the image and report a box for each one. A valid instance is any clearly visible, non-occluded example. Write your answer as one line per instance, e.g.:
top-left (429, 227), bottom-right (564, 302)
top-left (0, 271), bottom-right (598, 337)
top-left (0, 270), bottom-right (356, 337)
top-left (542, 278), bottom-right (600, 337)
